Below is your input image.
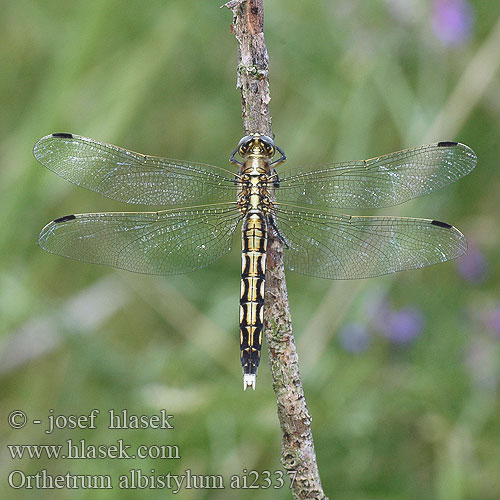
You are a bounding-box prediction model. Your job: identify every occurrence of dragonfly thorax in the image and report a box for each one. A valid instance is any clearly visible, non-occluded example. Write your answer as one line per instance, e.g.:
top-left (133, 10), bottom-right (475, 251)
top-left (234, 134), bottom-right (283, 216)
top-left (237, 158), bottom-right (274, 214)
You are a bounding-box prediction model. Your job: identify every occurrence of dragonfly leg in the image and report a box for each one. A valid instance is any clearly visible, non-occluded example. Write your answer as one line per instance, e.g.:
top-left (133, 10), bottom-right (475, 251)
top-left (229, 146), bottom-right (243, 166)
top-left (270, 168), bottom-right (280, 188)
top-left (270, 145), bottom-right (286, 167)
top-left (268, 213), bottom-right (289, 248)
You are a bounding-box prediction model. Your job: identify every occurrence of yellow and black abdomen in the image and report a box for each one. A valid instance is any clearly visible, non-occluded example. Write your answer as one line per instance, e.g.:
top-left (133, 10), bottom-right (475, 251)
top-left (240, 212), bottom-right (268, 388)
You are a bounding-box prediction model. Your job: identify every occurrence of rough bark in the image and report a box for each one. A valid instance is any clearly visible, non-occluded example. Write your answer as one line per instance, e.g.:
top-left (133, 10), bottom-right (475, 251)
top-left (222, 1), bottom-right (328, 498)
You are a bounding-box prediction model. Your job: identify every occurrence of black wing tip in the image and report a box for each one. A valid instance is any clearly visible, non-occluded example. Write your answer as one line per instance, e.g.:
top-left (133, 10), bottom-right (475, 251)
top-left (431, 219), bottom-right (453, 229)
top-left (437, 140), bottom-right (477, 172)
top-left (53, 214), bottom-right (76, 223)
top-left (51, 132), bottom-right (74, 138)
top-left (33, 132), bottom-right (77, 160)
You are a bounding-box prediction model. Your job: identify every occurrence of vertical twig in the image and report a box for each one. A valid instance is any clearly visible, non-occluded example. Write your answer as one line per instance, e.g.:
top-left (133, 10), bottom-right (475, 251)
top-left (222, 1), bottom-right (328, 498)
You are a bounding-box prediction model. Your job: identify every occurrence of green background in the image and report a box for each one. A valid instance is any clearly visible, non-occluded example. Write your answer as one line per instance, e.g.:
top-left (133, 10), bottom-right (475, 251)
top-left (1, 0), bottom-right (499, 498)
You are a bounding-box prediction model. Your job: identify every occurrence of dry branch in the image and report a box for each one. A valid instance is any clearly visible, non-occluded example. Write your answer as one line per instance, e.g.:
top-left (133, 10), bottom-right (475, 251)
top-left (222, 1), bottom-right (328, 498)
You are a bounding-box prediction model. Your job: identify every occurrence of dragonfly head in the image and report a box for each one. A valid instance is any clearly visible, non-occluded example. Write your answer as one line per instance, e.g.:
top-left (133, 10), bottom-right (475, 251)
top-left (237, 133), bottom-right (275, 159)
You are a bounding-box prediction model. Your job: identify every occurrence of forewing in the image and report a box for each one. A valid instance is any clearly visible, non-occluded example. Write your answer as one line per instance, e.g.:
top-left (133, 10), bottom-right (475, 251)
top-left (275, 206), bottom-right (466, 279)
top-left (276, 142), bottom-right (476, 209)
top-left (38, 204), bottom-right (242, 275)
top-left (33, 133), bottom-right (237, 205)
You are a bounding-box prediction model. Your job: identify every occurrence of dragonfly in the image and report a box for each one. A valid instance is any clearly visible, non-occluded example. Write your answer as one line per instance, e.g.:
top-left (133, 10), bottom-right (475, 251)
top-left (34, 132), bottom-right (477, 389)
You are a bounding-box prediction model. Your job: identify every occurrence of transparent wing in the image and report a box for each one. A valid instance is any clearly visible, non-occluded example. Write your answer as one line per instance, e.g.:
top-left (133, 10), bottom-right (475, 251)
top-left (38, 204), bottom-right (242, 275)
top-left (274, 206), bottom-right (467, 279)
top-left (276, 142), bottom-right (476, 209)
top-left (33, 133), bottom-right (237, 205)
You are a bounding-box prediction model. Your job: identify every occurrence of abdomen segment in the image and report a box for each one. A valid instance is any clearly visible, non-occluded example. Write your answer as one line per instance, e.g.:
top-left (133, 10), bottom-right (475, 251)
top-left (240, 213), bottom-right (268, 389)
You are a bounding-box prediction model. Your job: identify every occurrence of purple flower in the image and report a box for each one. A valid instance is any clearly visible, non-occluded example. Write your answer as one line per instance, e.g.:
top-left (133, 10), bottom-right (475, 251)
top-left (457, 244), bottom-right (488, 284)
top-left (432, 0), bottom-right (474, 46)
top-left (339, 323), bottom-right (371, 353)
top-left (382, 307), bottom-right (425, 344)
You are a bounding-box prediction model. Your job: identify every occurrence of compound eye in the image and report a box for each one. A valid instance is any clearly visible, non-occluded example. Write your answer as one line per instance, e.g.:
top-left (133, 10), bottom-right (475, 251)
top-left (260, 135), bottom-right (275, 155)
top-left (237, 135), bottom-right (253, 154)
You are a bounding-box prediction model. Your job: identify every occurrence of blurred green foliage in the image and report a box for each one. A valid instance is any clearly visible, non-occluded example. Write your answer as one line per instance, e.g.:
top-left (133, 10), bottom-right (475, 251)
top-left (1, 0), bottom-right (499, 499)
